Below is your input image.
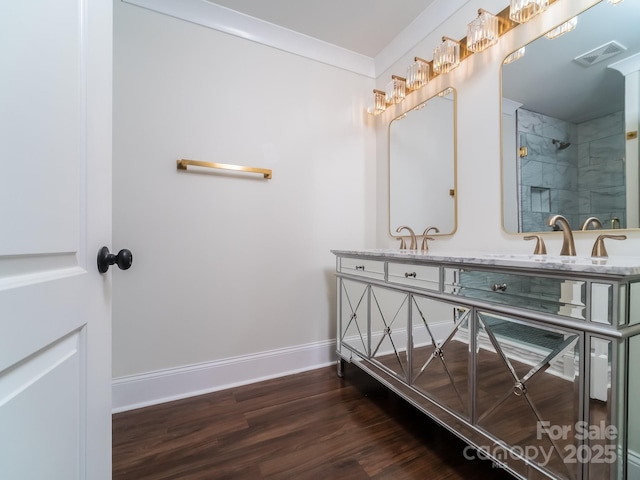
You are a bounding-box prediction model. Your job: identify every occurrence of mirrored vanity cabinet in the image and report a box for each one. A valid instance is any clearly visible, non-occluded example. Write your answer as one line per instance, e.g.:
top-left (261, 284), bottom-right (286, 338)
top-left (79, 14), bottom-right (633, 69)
top-left (333, 250), bottom-right (640, 480)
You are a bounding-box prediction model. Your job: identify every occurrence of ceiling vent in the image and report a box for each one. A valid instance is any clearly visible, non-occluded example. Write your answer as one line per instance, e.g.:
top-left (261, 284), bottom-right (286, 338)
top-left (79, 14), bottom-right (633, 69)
top-left (573, 41), bottom-right (627, 67)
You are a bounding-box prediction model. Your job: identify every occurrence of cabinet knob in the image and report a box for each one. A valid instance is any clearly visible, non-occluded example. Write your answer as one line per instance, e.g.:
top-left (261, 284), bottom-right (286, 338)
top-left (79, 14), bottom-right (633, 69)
top-left (355, 265), bottom-right (365, 271)
top-left (491, 283), bottom-right (507, 292)
top-left (405, 272), bottom-right (417, 278)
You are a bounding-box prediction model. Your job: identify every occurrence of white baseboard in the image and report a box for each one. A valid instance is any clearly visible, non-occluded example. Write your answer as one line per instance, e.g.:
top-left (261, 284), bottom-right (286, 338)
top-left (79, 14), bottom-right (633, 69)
top-left (112, 339), bottom-right (336, 413)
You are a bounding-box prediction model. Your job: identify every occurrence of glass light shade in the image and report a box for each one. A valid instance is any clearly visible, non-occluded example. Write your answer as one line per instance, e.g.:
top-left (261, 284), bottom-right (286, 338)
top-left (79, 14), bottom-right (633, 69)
top-left (509, 0), bottom-right (549, 23)
top-left (467, 10), bottom-right (499, 53)
top-left (406, 58), bottom-right (429, 91)
top-left (385, 76), bottom-right (406, 104)
top-left (433, 38), bottom-right (460, 74)
top-left (545, 17), bottom-right (577, 39)
top-left (366, 90), bottom-right (386, 115)
top-left (503, 46), bottom-right (525, 64)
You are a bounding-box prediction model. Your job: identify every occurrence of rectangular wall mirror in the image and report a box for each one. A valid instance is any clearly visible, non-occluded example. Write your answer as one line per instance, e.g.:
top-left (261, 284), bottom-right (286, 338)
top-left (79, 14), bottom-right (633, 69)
top-left (501, 0), bottom-right (639, 234)
top-left (390, 87), bottom-right (457, 238)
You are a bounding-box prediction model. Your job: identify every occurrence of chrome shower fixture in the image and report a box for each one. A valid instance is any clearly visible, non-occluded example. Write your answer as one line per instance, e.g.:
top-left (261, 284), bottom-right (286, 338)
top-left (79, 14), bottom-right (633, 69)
top-left (552, 139), bottom-right (571, 150)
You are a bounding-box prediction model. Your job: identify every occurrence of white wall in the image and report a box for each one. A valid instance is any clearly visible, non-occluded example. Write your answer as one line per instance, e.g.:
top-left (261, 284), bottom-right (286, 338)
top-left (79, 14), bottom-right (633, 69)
top-left (374, 0), bottom-right (640, 256)
top-left (113, 0), bottom-right (640, 410)
top-left (112, 1), bottom-right (375, 379)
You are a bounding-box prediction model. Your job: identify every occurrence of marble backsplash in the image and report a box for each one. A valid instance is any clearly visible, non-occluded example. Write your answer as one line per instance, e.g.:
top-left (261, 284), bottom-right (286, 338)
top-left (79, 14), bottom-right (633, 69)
top-left (517, 108), bottom-right (625, 232)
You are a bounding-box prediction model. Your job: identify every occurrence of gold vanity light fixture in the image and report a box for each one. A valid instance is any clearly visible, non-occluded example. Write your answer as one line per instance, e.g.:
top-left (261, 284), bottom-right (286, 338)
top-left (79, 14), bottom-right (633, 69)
top-left (367, 89), bottom-right (387, 116)
top-left (509, 0), bottom-right (549, 23)
top-left (433, 37), bottom-right (461, 74)
top-left (385, 75), bottom-right (407, 104)
top-left (544, 16), bottom-right (577, 39)
top-left (467, 9), bottom-right (499, 53)
top-left (365, 0), bottom-right (560, 115)
top-left (503, 46), bottom-right (526, 64)
top-left (406, 57), bottom-right (430, 91)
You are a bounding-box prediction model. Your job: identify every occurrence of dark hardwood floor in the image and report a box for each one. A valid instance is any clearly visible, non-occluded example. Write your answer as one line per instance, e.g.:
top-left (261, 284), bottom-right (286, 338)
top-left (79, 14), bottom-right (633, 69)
top-left (112, 364), bottom-right (516, 479)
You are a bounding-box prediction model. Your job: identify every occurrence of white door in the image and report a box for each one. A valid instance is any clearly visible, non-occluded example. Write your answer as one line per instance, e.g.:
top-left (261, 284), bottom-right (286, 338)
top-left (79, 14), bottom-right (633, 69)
top-left (0, 0), bottom-right (114, 479)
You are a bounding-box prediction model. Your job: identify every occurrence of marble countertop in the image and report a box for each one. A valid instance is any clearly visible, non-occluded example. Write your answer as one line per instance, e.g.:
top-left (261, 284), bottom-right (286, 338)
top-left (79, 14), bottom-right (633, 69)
top-left (331, 249), bottom-right (640, 277)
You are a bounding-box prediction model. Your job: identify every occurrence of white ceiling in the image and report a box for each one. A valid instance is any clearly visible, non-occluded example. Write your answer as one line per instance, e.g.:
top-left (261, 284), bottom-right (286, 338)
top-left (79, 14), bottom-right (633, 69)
top-left (206, 0), bottom-right (438, 58)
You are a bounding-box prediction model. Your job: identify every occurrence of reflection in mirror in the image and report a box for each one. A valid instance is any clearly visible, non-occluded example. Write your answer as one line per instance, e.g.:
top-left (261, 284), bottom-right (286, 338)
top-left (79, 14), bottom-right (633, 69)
top-left (476, 311), bottom-right (581, 479)
top-left (390, 88), bottom-right (456, 237)
top-left (411, 297), bottom-right (470, 419)
top-left (501, 0), bottom-right (640, 233)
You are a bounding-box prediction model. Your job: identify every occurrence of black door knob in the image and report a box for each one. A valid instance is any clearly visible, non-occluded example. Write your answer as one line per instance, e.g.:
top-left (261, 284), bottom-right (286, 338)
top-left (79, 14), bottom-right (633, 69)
top-left (97, 246), bottom-right (133, 273)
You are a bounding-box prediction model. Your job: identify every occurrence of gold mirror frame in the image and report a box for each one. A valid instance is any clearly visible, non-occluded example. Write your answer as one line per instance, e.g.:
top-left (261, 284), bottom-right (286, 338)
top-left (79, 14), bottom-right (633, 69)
top-left (500, 0), bottom-right (640, 235)
top-left (389, 87), bottom-right (458, 240)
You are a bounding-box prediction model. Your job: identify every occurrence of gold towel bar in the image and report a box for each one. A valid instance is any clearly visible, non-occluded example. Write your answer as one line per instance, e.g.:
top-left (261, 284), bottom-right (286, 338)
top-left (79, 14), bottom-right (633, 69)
top-left (177, 159), bottom-right (272, 179)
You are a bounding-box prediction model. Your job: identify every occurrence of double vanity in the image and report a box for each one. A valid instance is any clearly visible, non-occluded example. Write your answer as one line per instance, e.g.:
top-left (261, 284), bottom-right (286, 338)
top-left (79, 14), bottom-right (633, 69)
top-left (369, 0), bottom-right (640, 477)
top-left (333, 249), bottom-right (640, 480)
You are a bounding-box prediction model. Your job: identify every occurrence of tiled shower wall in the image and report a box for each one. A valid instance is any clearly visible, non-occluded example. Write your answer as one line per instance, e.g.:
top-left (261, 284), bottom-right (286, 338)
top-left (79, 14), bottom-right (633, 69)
top-left (518, 108), bottom-right (625, 232)
top-left (577, 111), bottom-right (626, 229)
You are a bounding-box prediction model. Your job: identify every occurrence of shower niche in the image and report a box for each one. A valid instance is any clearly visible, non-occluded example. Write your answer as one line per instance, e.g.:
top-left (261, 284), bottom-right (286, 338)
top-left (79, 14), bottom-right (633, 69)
top-left (515, 108), bottom-right (626, 233)
top-left (530, 186), bottom-right (551, 213)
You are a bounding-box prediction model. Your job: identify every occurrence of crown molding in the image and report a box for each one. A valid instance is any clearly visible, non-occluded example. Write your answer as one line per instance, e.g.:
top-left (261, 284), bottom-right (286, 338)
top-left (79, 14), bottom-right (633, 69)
top-left (502, 98), bottom-right (523, 115)
top-left (123, 0), bottom-right (466, 79)
top-left (374, 0), bottom-right (470, 76)
top-left (608, 52), bottom-right (640, 77)
top-left (122, 0), bottom-right (376, 77)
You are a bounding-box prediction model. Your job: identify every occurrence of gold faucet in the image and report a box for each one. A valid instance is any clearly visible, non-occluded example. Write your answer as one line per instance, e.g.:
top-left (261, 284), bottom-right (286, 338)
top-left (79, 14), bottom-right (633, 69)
top-left (547, 214), bottom-right (576, 256)
top-left (421, 226), bottom-right (439, 252)
top-left (523, 235), bottom-right (547, 255)
top-left (396, 225), bottom-right (417, 250)
top-left (611, 217), bottom-right (620, 229)
top-left (591, 234), bottom-right (626, 258)
top-left (581, 216), bottom-right (603, 230)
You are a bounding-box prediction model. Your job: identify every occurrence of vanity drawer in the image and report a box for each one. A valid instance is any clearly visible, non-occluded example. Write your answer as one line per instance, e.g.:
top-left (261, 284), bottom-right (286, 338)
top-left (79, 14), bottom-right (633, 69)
top-left (444, 268), bottom-right (587, 319)
top-left (339, 257), bottom-right (385, 280)
top-left (387, 262), bottom-right (440, 291)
